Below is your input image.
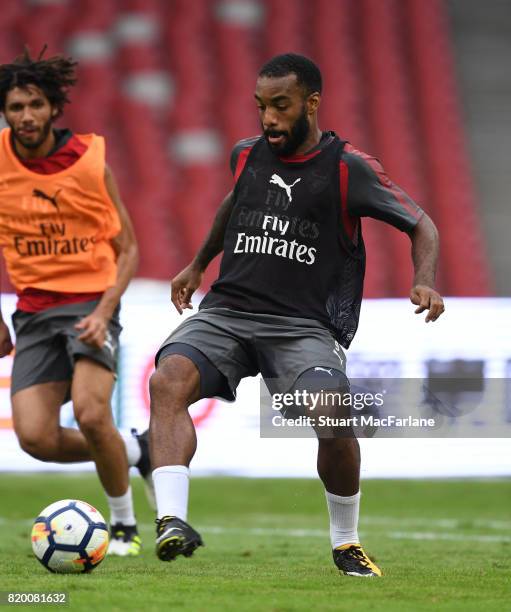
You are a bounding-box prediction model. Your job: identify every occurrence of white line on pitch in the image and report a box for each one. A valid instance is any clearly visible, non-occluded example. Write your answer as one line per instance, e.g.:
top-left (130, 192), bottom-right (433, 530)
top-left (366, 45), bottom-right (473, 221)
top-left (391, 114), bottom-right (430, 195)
top-left (2, 518), bottom-right (511, 544)
top-left (201, 526), bottom-right (511, 543)
top-left (361, 516), bottom-right (511, 530)
top-left (201, 526), bottom-right (328, 538)
top-left (388, 531), bottom-right (511, 543)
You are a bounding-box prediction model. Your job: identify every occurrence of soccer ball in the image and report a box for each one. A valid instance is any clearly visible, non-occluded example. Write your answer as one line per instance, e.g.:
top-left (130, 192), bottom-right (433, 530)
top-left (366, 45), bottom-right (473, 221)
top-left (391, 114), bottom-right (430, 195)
top-left (31, 500), bottom-right (109, 573)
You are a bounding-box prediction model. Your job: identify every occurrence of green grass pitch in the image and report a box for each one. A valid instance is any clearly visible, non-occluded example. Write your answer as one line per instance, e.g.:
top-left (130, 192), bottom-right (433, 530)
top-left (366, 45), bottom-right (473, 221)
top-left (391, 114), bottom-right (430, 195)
top-left (0, 474), bottom-right (509, 611)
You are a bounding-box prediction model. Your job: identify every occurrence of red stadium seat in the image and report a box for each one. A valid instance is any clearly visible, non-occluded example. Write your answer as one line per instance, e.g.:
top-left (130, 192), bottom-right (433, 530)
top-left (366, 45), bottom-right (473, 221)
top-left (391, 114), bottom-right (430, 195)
top-left (15, 2), bottom-right (71, 57)
top-left (71, 0), bottom-right (117, 30)
top-left (213, 5), bottom-right (261, 147)
top-left (264, 0), bottom-right (308, 58)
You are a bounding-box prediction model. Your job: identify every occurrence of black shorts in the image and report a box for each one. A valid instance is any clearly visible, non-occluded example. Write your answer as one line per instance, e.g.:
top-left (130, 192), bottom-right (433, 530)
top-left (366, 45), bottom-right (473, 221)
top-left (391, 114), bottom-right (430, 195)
top-left (11, 300), bottom-right (121, 396)
top-left (156, 307), bottom-right (347, 401)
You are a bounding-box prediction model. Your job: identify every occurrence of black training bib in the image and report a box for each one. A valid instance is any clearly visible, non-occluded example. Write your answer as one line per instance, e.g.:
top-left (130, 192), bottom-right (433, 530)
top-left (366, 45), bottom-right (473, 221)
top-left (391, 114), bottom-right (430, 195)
top-left (200, 134), bottom-right (365, 348)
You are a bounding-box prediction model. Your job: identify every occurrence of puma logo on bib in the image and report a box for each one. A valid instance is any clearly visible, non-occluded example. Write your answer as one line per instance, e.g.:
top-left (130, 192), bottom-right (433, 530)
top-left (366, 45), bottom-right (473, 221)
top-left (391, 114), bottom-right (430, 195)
top-left (269, 174), bottom-right (301, 203)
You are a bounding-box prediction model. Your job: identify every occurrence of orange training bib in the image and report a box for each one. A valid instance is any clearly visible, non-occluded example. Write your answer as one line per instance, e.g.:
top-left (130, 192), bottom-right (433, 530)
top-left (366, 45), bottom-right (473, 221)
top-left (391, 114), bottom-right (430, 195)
top-left (0, 128), bottom-right (121, 292)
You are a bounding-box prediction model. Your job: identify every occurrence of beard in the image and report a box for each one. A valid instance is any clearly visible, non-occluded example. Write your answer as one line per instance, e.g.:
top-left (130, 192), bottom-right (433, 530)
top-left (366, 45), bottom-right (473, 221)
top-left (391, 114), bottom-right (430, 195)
top-left (263, 106), bottom-right (310, 157)
top-left (10, 118), bottom-right (53, 150)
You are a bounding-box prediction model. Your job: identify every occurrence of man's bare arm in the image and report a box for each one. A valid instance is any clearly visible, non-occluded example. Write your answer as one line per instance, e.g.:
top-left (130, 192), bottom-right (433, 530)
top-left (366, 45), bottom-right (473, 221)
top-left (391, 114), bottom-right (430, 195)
top-left (408, 213), bottom-right (445, 322)
top-left (171, 191), bottom-right (234, 314)
top-left (75, 164), bottom-right (139, 347)
top-left (0, 272), bottom-right (13, 357)
top-left (193, 191), bottom-right (234, 271)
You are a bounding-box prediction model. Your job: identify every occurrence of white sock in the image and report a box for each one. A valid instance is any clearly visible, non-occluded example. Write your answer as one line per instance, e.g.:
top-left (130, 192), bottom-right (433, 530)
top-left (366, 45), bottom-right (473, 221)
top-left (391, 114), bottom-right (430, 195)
top-left (153, 465), bottom-right (190, 520)
top-left (106, 485), bottom-right (136, 526)
top-left (121, 432), bottom-right (141, 467)
top-left (325, 490), bottom-right (361, 549)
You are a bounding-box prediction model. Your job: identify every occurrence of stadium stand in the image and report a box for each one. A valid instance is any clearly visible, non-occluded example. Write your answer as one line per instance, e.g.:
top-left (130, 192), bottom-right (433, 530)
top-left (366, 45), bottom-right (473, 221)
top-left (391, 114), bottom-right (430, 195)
top-left (312, 0), bottom-right (389, 298)
top-left (446, 0), bottom-right (511, 295)
top-left (360, 0), bottom-right (430, 296)
top-left (0, 0), bottom-right (493, 296)
top-left (405, 0), bottom-right (491, 296)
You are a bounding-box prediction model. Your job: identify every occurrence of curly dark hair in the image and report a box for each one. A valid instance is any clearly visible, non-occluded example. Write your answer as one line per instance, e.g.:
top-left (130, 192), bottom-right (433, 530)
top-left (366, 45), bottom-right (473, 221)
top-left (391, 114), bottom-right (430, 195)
top-left (0, 47), bottom-right (77, 118)
top-left (259, 53), bottom-right (322, 96)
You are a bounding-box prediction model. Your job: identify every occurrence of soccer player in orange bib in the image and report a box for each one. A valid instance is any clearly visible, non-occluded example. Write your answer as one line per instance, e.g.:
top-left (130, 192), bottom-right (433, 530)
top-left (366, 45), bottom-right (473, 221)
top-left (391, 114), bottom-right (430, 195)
top-left (0, 49), bottom-right (151, 556)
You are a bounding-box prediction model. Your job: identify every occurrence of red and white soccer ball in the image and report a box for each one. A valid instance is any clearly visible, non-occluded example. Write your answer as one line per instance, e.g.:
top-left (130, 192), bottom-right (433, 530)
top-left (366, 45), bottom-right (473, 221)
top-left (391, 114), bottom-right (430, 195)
top-left (31, 499), bottom-right (109, 573)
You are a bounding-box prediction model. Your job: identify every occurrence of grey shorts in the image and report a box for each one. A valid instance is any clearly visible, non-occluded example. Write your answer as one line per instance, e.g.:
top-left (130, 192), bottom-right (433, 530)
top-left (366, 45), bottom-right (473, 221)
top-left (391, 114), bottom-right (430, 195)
top-left (11, 300), bottom-right (122, 396)
top-left (156, 307), bottom-right (347, 400)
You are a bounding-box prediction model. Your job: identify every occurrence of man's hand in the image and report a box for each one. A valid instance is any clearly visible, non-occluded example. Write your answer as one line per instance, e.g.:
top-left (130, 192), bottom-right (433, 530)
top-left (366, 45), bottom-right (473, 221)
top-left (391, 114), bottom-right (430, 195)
top-left (75, 312), bottom-right (109, 349)
top-left (0, 321), bottom-right (13, 357)
top-left (410, 285), bottom-right (445, 322)
top-left (171, 264), bottom-right (204, 314)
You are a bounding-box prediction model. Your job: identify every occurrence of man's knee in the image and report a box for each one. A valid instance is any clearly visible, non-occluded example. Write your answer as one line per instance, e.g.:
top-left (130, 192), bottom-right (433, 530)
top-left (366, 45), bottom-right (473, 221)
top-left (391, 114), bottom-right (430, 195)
top-left (16, 429), bottom-right (58, 461)
top-left (73, 395), bottom-right (112, 440)
top-left (149, 355), bottom-right (200, 407)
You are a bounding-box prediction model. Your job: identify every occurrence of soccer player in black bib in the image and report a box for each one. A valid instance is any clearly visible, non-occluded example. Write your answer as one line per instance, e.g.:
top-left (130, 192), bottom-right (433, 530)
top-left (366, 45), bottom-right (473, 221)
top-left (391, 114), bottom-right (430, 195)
top-left (150, 54), bottom-right (444, 576)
